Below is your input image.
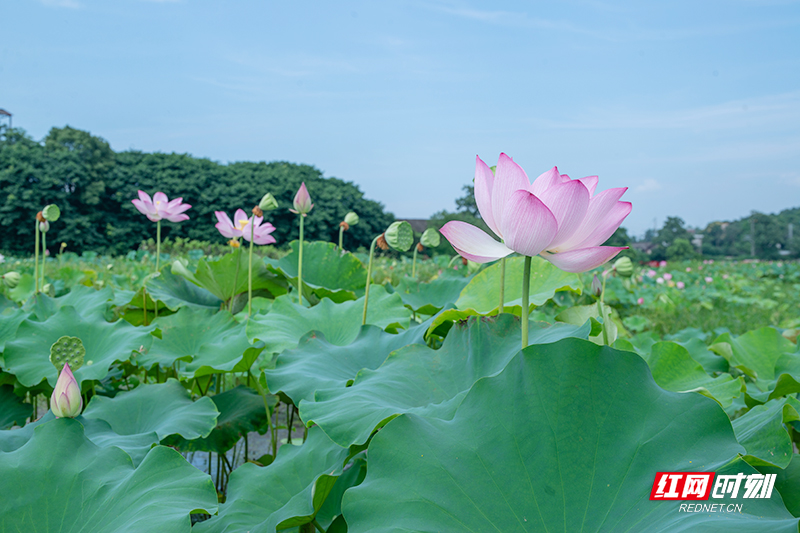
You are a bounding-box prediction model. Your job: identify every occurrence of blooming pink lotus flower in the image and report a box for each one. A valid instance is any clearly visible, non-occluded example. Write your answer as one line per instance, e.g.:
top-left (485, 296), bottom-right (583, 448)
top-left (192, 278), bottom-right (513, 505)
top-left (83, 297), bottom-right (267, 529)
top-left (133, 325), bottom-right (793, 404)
top-left (131, 191), bottom-right (191, 222)
top-left (656, 277), bottom-right (664, 284)
top-left (663, 273), bottom-right (673, 281)
top-left (705, 276), bottom-right (713, 283)
top-left (290, 182), bottom-right (314, 216)
top-left (51, 363), bottom-right (82, 418)
top-left (659, 261), bottom-right (667, 267)
top-left (440, 154), bottom-right (631, 272)
top-left (215, 209), bottom-right (276, 245)
top-left (677, 281), bottom-right (685, 289)
top-left (646, 269), bottom-right (657, 278)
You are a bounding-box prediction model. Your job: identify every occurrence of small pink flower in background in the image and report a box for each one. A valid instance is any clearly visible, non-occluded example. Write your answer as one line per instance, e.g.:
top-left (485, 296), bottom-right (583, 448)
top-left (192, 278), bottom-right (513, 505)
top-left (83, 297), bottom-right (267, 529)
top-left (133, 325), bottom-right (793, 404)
top-left (656, 277), bottom-right (664, 284)
top-left (290, 182), bottom-right (314, 216)
top-left (686, 267), bottom-right (692, 272)
top-left (723, 273), bottom-right (729, 279)
top-left (698, 265), bottom-right (703, 270)
top-left (677, 281), bottom-right (685, 289)
top-left (646, 269), bottom-right (657, 278)
top-left (51, 363), bottom-right (82, 418)
top-left (215, 209), bottom-right (276, 245)
top-left (705, 276), bottom-right (713, 283)
top-left (659, 260), bottom-right (667, 267)
top-left (637, 297), bottom-right (644, 305)
top-left (132, 191), bottom-right (191, 222)
top-left (440, 154), bottom-right (631, 272)
top-left (663, 273), bottom-right (672, 281)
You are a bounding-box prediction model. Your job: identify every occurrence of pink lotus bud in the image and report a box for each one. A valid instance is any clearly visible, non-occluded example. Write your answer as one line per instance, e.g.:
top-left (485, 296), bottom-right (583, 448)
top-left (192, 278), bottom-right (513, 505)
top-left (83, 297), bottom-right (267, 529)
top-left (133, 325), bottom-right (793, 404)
top-left (686, 267), bottom-right (692, 272)
top-left (663, 273), bottom-right (672, 281)
top-left (290, 182), bottom-right (314, 216)
top-left (51, 363), bottom-right (82, 418)
top-left (637, 297), bottom-right (644, 305)
top-left (677, 281), bottom-right (685, 289)
top-left (659, 261), bottom-right (667, 267)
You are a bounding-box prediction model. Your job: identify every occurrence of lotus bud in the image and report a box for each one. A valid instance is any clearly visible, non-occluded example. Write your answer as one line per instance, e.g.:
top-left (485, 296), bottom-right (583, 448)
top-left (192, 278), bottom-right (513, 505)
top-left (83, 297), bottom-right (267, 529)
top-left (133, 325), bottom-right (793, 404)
top-left (60, 242), bottom-right (67, 252)
top-left (2, 271), bottom-right (21, 288)
top-left (290, 182), bottom-right (314, 216)
top-left (43, 204), bottom-right (61, 222)
top-left (50, 363), bottom-right (82, 418)
top-left (591, 274), bottom-right (602, 297)
top-left (384, 221), bottom-right (414, 252)
top-left (344, 211), bottom-right (359, 226)
top-left (258, 192), bottom-right (279, 212)
top-left (420, 228), bottom-right (441, 248)
top-left (613, 256), bottom-right (634, 278)
top-left (39, 220), bottom-right (50, 233)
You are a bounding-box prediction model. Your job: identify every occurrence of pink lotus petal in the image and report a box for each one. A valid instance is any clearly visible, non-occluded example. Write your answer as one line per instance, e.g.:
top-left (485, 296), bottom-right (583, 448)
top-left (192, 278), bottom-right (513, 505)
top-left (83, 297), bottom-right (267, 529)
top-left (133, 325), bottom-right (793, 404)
top-left (131, 199), bottom-right (151, 217)
top-left (233, 209), bottom-right (250, 232)
top-left (214, 211), bottom-right (237, 238)
top-left (165, 213), bottom-right (190, 223)
top-left (440, 220), bottom-right (514, 263)
top-left (538, 179), bottom-right (591, 249)
top-left (491, 153), bottom-right (530, 233)
top-left (474, 155), bottom-right (500, 237)
top-left (555, 187), bottom-right (630, 251)
top-left (137, 190), bottom-right (154, 208)
top-left (501, 190), bottom-right (558, 257)
top-left (293, 182), bottom-right (314, 214)
top-left (541, 246), bottom-right (628, 273)
top-left (578, 176), bottom-right (599, 196)
top-left (153, 191), bottom-right (169, 206)
top-left (529, 166), bottom-right (562, 197)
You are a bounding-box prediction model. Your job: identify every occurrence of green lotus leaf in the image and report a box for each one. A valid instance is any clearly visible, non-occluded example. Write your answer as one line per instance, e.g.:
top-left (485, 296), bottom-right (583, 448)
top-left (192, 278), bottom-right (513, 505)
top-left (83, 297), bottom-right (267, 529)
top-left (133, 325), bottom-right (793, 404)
top-left (265, 323), bottom-right (427, 405)
top-left (246, 286), bottom-right (411, 356)
top-left (191, 250), bottom-right (288, 302)
top-left (0, 418), bottom-right (218, 532)
top-left (758, 454), bottom-right (800, 517)
top-left (147, 268), bottom-right (223, 311)
top-left (3, 306), bottom-right (154, 387)
top-left (82, 379), bottom-right (218, 441)
top-left (0, 384), bottom-right (32, 429)
top-left (24, 285), bottom-right (115, 322)
top-left (342, 339), bottom-right (798, 532)
top-left (300, 314), bottom-right (591, 447)
top-left (6, 273), bottom-right (35, 303)
top-left (194, 426), bottom-right (350, 533)
top-left (0, 306), bottom-right (27, 353)
top-left (392, 275), bottom-right (470, 315)
top-left (643, 341), bottom-right (744, 408)
top-left (732, 397), bottom-right (800, 468)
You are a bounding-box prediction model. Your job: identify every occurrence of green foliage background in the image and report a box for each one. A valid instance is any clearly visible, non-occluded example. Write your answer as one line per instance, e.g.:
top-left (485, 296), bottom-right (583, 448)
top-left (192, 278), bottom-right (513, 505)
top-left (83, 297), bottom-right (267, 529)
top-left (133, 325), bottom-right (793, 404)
top-left (0, 126), bottom-right (394, 254)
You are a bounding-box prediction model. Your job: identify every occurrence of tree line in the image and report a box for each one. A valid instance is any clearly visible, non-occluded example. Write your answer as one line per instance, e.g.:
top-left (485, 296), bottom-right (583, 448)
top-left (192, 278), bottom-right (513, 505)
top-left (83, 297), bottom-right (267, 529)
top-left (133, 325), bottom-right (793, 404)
top-left (0, 126), bottom-right (394, 255)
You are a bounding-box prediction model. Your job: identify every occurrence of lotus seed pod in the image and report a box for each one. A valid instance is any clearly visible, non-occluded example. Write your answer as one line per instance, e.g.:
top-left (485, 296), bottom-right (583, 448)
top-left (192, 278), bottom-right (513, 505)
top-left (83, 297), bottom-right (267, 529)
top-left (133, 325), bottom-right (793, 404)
top-left (613, 256), bottom-right (634, 278)
top-left (50, 336), bottom-right (85, 372)
top-left (2, 272), bottom-right (21, 288)
top-left (344, 211), bottom-right (359, 226)
top-left (258, 192), bottom-right (279, 212)
top-left (39, 221), bottom-right (50, 233)
top-left (591, 274), bottom-right (602, 297)
top-left (384, 221), bottom-right (413, 252)
top-left (42, 204), bottom-right (61, 222)
top-left (51, 363), bottom-right (82, 418)
top-left (420, 228), bottom-right (440, 248)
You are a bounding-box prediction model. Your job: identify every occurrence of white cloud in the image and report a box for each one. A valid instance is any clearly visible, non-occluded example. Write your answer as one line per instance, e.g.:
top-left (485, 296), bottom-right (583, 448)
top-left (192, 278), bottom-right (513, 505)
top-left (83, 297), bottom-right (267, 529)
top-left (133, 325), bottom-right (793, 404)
top-left (635, 178), bottom-right (662, 193)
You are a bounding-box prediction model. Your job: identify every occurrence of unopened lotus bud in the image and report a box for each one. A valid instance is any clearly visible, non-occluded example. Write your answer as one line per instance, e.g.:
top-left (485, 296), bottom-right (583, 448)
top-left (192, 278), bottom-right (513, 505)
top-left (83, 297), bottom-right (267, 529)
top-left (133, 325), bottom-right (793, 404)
top-left (420, 228), bottom-right (440, 248)
top-left (50, 363), bottom-right (82, 418)
top-left (2, 271), bottom-right (21, 288)
top-left (591, 274), bottom-right (602, 297)
top-left (60, 242), bottom-right (67, 251)
top-left (252, 206), bottom-right (264, 218)
top-left (384, 221), bottom-right (413, 252)
top-left (614, 256), bottom-right (633, 278)
top-left (43, 204), bottom-right (61, 222)
top-left (39, 221), bottom-right (50, 233)
top-left (344, 211), bottom-right (359, 226)
top-left (290, 183), bottom-right (314, 216)
top-left (258, 192), bottom-right (279, 212)
top-left (376, 234), bottom-right (389, 251)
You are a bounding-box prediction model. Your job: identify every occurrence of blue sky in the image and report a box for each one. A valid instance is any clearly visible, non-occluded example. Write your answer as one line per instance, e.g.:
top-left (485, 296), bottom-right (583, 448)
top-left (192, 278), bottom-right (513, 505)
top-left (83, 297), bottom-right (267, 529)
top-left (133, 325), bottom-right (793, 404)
top-left (2, 0), bottom-right (799, 237)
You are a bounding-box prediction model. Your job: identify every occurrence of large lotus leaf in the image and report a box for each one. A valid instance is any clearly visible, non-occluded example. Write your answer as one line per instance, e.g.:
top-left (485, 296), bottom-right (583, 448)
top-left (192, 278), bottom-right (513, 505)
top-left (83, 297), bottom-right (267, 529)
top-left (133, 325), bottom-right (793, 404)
top-left (265, 322), bottom-right (427, 404)
top-left (556, 302), bottom-right (623, 345)
top-left (190, 250), bottom-right (288, 302)
top-left (247, 286), bottom-right (411, 355)
top-left (428, 256), bottom-right (581, 333)
top-left (147, 268), bottom-right (223, 311)
top-left (3, 306), bottom-right (155, 387)
top-left (714, 327), bottom-right (796, 397)
top-left (342, 339), bottom-right (799, 532)
top-left (6, 273), bottom-right (35, 303)
top-left (301, 314), bottom-right (591, 447)
top-left (82, 379), bottom-right (218, 441)
top-left (670, 336), bottom-right (729, 374)
top-left (758, 454), bottom-right (800, 517)
top-left (0, 418), bottom-right (218, 532)
top-left (0, 384), bottom-right (31, 429)
top-left (267, 240), bottom-right (366, 302)
top-left (24, 285), bottom-right (115, 322)
top-left (165, 385), bottom-right (272, 454)
top-left (193, 426), bottom-right (350, 533)
top-left (643, 341), bottom-right (744, 408)
top-left (732, 397), bottom-right (800, 468)
top-left (141, 307), bottom-right (258, 376)
top-left (0, 306), bottom-right (27, 353)
top-left (393, 275), bottom-right (470, 315)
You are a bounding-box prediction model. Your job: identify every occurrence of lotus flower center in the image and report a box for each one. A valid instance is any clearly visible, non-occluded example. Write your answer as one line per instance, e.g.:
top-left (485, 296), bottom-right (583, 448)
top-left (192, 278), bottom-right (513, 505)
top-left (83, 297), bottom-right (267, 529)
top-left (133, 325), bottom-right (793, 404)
top-left (237, 220), bottom-right (249, 231)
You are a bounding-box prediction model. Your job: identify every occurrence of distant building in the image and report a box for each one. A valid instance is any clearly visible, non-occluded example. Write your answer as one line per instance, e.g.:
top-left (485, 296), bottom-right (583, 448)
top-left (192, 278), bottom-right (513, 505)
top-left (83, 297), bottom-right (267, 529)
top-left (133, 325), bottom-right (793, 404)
top-left (0, 109), bottom-right (11, 129)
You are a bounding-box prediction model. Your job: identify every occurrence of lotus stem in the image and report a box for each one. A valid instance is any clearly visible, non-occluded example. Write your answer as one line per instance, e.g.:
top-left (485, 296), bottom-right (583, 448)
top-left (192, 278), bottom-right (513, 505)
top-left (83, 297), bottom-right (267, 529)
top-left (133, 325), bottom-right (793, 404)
top-left (253, 373), bottom-right (276, 457)
top-left (339, 225), bottom-right (344, 249)
top-left (248, 215), bottom-right (254, 317)
top-left (598, 270), bottom-right (611, 346)
top-left (229, 246), bottom-right (241, 313)
top-left (41, 230), bottom-right (46, 290)
top-left (362, 235), bottom-right (379, 326)
top-left (155, 219), bottom-right (161, 272)
top-left (499, 257), bottom-right (506, 314)
top-left (521, 256), bottom-right (531, 349)
top-left (312, 519), bottom-right (326, 532)
top-left (447, 255), bottom-right (460, 268)
top-left (34, 220), bottom-right (39, 293)
top-left (297, 215), bottom-right (305, 305)
top-left (412, 245), bottom-right (418, 278)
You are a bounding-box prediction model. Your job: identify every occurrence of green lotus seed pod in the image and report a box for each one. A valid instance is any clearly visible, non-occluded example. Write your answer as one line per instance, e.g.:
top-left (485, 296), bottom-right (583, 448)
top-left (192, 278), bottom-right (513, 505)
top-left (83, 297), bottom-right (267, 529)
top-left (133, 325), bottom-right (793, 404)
top-left (43, 283), bottom-right (55, 297)
top-left (50, 336), bottom-right (85, 372)
top-left (42, 204), bottom-right (61, 222)
top-left (344, 211), bottom-right (359, 226)
top-left (384, 221), bottom-right (413, 252)
top-left (258, 192), bottom-right (279, 212)
top-left (613, 256), bottom-right (634, 278)
top-left (420, 228), bottom-right (440, 248)
top-left (2, 272), bottom-right (21, 288)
